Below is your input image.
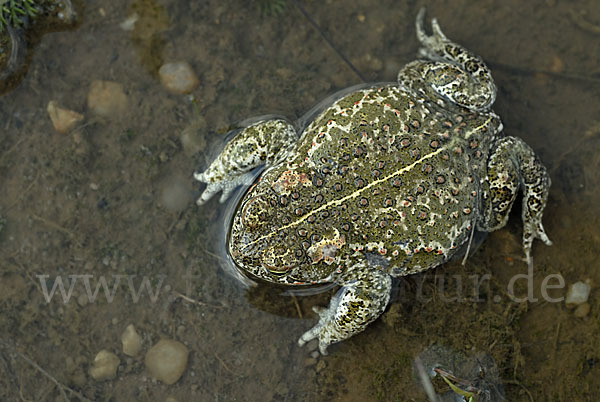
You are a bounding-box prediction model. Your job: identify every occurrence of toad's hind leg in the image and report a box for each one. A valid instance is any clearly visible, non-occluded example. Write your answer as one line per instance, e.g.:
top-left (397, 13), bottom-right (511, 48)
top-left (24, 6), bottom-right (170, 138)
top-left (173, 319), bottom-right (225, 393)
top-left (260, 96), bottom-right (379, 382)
top-left (194, 118), bottom-right (298, 204)
top-left (478, 136), bottom-right (552, 265)
top-left (399, 8), bottom-right (496, 111)
top-left (298, 266), bottom-right (392, 355)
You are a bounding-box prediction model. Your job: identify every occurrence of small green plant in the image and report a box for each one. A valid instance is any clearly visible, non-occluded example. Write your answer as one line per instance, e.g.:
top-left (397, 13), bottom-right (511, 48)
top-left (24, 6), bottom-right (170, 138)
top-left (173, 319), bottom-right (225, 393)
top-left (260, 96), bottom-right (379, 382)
top-left (435, 367), bottom-right (478, 401)
top-left (255, 0), bottom-right (286, 16)
top-left (0, 0), bottom-right (39, 32)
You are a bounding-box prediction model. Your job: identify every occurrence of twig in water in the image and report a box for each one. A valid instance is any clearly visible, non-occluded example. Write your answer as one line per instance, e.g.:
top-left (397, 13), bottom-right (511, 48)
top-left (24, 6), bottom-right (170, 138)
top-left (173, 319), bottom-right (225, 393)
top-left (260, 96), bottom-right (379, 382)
top-left (5, 344), bottom-right (93, 402)
top-left (291, 294), bottom-right (303, 318)
top-left (31, 213), bottom-right (82, 247)
top-left (569, 8), bottom-right (600, 35)
top-left (173, 291), bottom-right (226, 309)
top-left (292, 0), bottom-right (367, 83)
top-left (214, 352), bottom-right (244, 378)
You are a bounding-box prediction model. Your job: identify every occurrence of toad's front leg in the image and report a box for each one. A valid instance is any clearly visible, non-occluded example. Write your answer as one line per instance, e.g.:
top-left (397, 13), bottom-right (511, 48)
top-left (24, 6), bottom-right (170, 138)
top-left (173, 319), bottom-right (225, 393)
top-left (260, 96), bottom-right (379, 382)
top-left (298, 266), bottom-right (392, 355)
top-left (194, 118), bottom-right (298, 204)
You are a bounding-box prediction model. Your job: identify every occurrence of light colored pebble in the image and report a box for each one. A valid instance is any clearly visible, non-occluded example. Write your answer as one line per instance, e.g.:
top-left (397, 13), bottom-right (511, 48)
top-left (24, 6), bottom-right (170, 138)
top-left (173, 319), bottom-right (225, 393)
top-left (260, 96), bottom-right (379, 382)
top-left (87, 80), bottom-right (128, 118)
top-left (565, 281), bottom-right (591, 306)
top-left (121, 324), bottom-right (143, 357)
top-left (574, 302), bottom-right (590, 318)
top-left (159, 62), bottom-right (199, 94)
top-left (46, 100), bottom-right (84, 134)
top-left (89, 350), bottom-right (120, 381)
top-left (120, 13), bottom-right (139, 31)
top-left (145, 339), bottom-right (189, 385)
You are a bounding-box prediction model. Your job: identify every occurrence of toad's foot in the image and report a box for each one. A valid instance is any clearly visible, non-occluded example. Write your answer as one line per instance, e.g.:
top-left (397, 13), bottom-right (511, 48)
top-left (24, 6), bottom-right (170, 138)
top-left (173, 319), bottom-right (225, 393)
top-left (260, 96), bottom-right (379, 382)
top-left (479, 136), bottom-right (552, 266)
top-left (298, 267), bottom-right (391, 355)
top-left (415, 7), bottom-right (450, 62)
top-left (400, 8), bottom-right (496, 111)
top-left (194, 118), bottom-right (298, 205)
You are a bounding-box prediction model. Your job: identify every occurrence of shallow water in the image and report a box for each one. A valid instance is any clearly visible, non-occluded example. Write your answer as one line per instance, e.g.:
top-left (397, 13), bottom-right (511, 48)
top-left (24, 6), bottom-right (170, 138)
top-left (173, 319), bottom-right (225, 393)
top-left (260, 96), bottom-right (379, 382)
top-left (1, 0), bottom-right (599, 400)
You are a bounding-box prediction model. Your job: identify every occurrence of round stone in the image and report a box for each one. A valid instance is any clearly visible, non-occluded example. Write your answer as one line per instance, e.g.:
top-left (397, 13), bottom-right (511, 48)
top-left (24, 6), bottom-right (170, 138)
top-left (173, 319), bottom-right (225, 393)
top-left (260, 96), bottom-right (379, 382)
top-left (159, 62), bottom-right (199, 94)
top-left (89, 350), bottom-right (120, 381)
top-left (144, 339), bottom-right (189, 385)
top-left (121, 324), bottom-right (143, 357)
top-left (565, 281), bottom-right (591, 306)
top-left (46, 100), bottom-right (84, 134)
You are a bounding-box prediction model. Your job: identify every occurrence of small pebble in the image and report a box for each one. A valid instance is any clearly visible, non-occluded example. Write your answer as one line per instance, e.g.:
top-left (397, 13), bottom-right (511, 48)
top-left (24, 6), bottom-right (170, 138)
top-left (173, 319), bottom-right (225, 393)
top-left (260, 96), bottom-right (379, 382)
top-left (574, 302), bottom-right (590, 318)
top-left (47, 100), bottom-right (84, 134)
top-left (87, 80), bottom-right (128, 118)
top-left (121, 324), bottom-right (143, 357)
top-left (120, 13), bottom-right (139, 31)
top-left (159, 62), bottom-right (199, 94)
top-left (565, 281), bottom-right (591, 306)
top-left (145, 339), bottom-right (189, 385)
top-left (89, 350), bottom-right (120, 381)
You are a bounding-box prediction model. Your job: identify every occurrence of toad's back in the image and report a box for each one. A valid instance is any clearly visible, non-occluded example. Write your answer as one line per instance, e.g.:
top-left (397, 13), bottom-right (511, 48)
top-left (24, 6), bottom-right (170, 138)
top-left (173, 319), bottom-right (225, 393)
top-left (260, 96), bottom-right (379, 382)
top-left (229, 85), bottom-right (502, 284)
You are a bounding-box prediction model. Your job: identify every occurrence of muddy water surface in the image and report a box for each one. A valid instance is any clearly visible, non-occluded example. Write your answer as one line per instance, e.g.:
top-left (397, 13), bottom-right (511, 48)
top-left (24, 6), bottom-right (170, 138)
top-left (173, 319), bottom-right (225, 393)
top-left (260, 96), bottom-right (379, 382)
top-left (1, 0), bottom-right (599, 400)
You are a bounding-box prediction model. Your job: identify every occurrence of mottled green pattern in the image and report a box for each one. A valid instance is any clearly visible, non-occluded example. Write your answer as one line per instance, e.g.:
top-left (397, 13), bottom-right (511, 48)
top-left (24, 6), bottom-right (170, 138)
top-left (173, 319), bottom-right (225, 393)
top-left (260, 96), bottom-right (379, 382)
top-left (229, 85), bottom-right (500, 285)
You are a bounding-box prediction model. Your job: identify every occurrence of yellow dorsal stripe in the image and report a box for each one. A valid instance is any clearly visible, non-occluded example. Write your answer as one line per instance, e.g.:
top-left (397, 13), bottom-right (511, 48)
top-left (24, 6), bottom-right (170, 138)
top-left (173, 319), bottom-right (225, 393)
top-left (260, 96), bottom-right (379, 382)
top-left (244, 115), bottom-right (493, 247)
